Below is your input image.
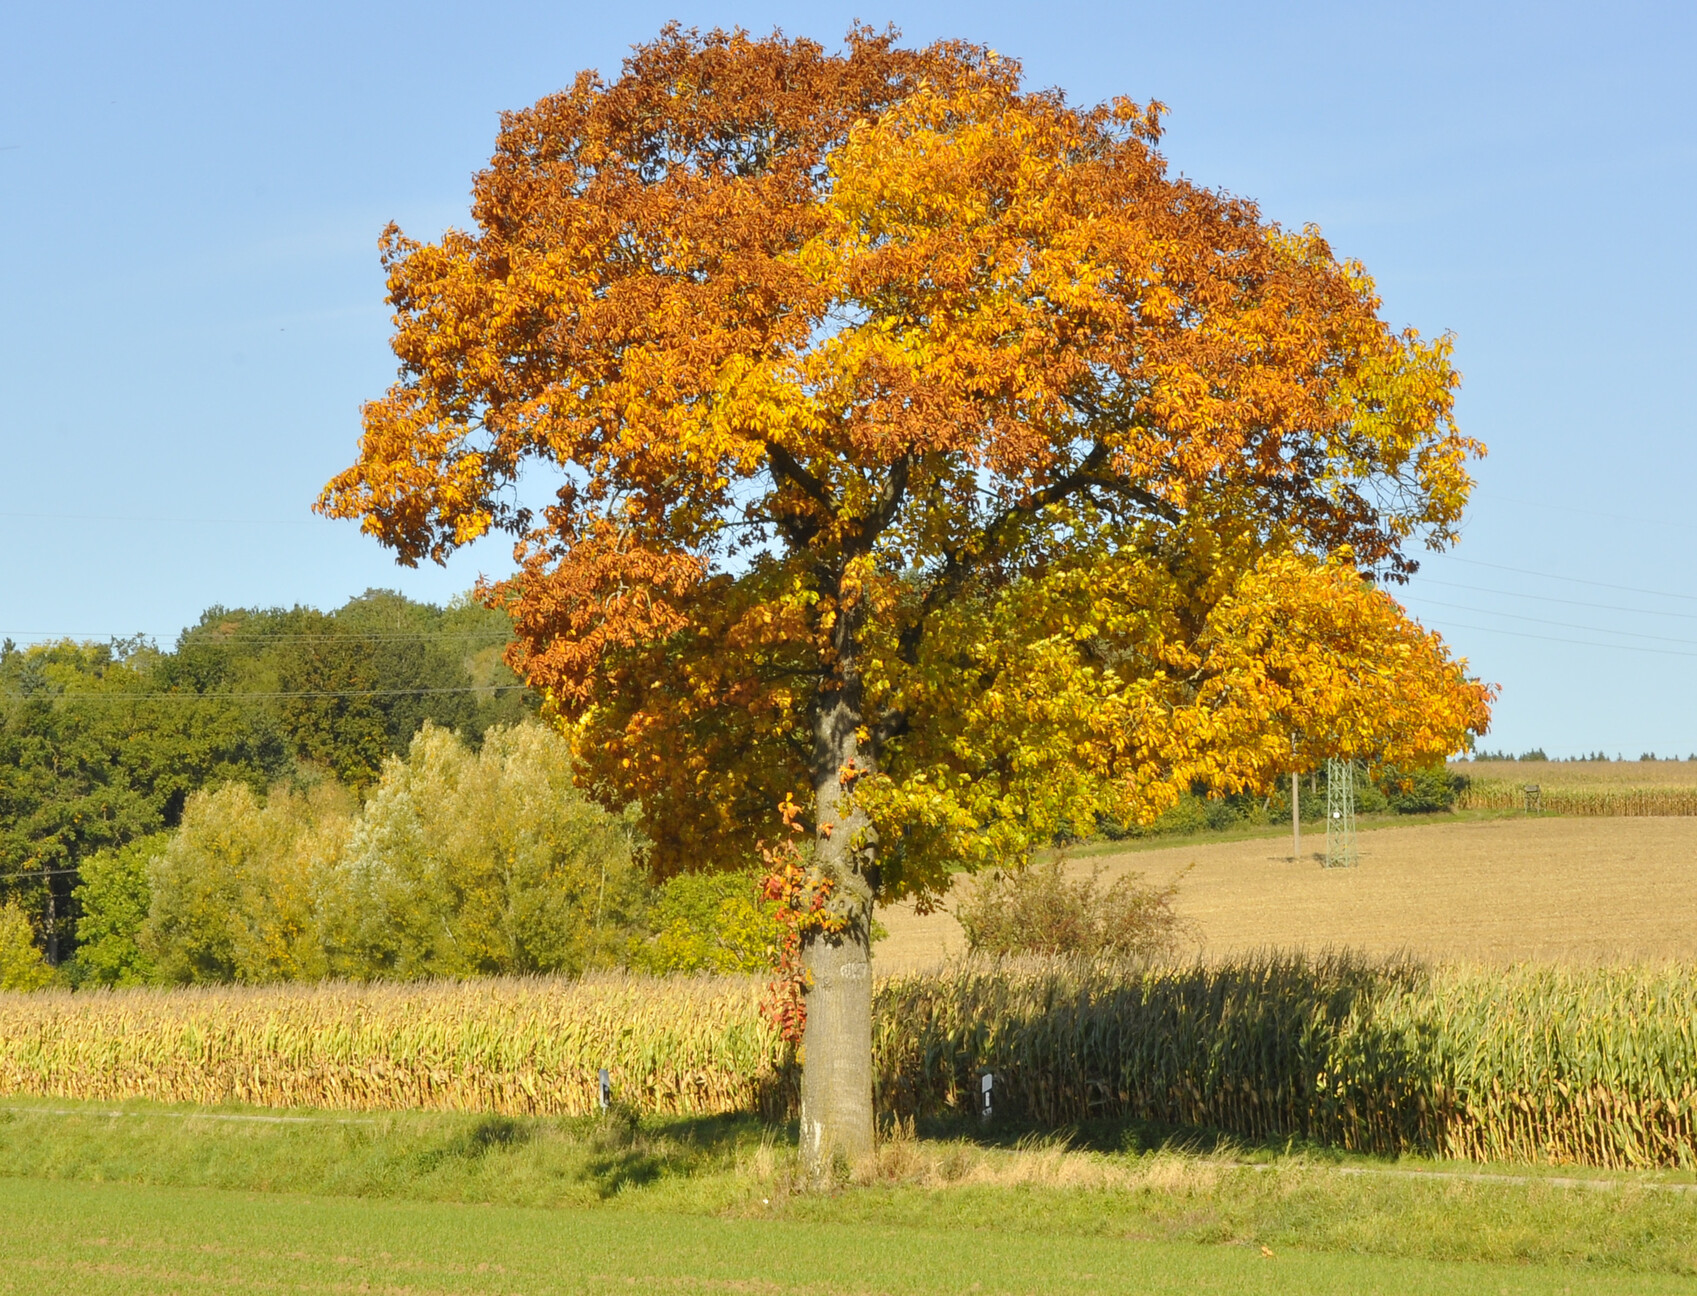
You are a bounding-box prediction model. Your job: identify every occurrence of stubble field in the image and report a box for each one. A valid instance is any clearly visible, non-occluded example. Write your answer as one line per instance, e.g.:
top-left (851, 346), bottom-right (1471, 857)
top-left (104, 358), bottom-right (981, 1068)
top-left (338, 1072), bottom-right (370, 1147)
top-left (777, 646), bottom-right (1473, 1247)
top-left (877, 814), bottom-right (1697, 968)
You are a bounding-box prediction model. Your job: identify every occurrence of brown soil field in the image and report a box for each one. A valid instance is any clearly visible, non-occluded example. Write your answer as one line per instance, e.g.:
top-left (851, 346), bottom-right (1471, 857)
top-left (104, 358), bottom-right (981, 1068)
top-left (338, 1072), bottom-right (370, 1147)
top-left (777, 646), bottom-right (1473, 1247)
top-left (874, 817), bottom-right (1697, 970)
top-left (1454, 759), bottom-right (1697, 786)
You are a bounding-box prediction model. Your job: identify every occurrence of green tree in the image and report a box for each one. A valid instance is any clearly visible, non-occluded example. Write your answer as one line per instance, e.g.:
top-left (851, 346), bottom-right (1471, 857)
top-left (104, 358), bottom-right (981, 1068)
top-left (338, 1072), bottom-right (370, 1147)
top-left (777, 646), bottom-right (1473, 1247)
top-left (0, 900), bottom-right (55, 990)
top-left (0, 638), bottom-right (289, 962)
top-left (142, 782), bottom-right (349, 985)
top-left (633, 870), bottom-right (781, 974)
top-left (321, 722), bottom-right (646, 979)
top-left (68, 834), bottom-right (167, 986)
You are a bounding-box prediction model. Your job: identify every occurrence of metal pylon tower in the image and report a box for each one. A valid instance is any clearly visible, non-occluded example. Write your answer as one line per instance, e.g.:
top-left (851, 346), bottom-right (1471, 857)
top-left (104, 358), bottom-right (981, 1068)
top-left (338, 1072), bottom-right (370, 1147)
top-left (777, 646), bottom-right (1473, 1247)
top-left (1325, 758), bottom-right (1358, 869)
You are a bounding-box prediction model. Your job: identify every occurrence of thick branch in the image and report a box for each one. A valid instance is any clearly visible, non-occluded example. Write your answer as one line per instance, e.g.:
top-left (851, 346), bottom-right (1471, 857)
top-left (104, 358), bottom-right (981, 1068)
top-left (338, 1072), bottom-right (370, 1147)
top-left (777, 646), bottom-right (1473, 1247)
top-left (854, 454), bottom-right (912, 552)
top-left (766, 443), bottom-right (835, 513)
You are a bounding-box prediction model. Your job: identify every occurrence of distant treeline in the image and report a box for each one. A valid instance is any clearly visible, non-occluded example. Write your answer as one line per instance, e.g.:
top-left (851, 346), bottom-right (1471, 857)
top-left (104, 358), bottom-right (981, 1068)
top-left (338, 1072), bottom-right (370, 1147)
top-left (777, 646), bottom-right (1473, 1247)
top-left (0, 590), bottom-right (532, 962)
top-left (1467, 750), bottom-right (1697, 762)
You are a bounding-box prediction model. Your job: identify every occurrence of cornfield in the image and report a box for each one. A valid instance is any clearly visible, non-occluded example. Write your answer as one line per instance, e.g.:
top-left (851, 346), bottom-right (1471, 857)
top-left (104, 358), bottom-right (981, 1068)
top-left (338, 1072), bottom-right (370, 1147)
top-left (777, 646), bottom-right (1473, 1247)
top-left (875, 957), bottom-right (1697, 1168)
top-left (0, 975), bottom-right (795, 1119)
top-left (3, 958), bottom-right (1696, 1168)
top-left (1459, 780), bottom-right (1697, 816)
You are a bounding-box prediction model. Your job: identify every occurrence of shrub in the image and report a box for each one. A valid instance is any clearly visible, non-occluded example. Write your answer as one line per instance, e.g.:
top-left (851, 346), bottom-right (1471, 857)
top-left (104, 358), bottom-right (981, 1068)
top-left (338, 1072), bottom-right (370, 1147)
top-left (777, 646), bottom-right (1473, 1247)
top-left (1381, 763), bottom-right (1468, 814)
top-left (0, 902), bottom-right (54, 991)
top-left (1149, 794), bottom-right (1209, 835)
top-left (955, 857), bottom-right (1189, 960)
top-left (69, 834), bottom-right (167, 987)
top-left (632, 870), bottom-right (780, 974)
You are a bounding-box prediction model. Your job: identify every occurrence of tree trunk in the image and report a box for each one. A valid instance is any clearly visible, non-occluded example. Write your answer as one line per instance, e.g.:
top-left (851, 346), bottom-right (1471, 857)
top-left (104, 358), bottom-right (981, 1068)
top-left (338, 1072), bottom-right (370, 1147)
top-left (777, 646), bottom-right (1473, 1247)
top-left (1292, 769), bottom-right (1301, 861)
top-left (799, 655), bottom-right (876, 1176)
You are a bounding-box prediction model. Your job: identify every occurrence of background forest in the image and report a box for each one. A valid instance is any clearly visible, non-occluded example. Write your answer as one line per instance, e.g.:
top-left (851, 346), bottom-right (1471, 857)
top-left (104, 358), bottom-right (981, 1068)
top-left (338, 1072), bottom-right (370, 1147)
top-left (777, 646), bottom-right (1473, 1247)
top-left (0, 592), bottom-right (781, 987)
top-left (1, 592), bottom-right (526, 954)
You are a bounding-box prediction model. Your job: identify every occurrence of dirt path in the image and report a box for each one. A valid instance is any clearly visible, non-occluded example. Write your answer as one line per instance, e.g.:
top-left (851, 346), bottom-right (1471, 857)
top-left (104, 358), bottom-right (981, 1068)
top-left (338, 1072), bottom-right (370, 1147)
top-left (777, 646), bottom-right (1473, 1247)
top-left (874, 816), bottom-right (1697, 970)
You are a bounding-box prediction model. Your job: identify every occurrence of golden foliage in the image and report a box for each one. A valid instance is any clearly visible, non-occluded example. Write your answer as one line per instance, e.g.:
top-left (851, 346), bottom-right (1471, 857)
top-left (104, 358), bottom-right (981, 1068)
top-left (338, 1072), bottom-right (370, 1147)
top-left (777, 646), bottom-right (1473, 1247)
top-left (318, 26), bottom-right (1492, 899)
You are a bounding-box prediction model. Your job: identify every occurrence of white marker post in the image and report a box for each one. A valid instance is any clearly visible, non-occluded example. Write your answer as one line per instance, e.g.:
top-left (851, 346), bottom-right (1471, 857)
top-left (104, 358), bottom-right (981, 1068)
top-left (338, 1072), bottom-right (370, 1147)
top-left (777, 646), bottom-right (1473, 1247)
top-left (980, 1073), bottom-right (994, 1124)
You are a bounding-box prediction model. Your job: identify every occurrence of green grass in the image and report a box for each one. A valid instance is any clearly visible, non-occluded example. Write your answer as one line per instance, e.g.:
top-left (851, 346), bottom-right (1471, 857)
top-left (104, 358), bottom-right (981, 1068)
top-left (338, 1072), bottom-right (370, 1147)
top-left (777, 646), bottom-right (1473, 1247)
top-left (6, 1177), bottom-right (1695, 1296)
top-left (2, 1097), bottom-right (1695, 1293)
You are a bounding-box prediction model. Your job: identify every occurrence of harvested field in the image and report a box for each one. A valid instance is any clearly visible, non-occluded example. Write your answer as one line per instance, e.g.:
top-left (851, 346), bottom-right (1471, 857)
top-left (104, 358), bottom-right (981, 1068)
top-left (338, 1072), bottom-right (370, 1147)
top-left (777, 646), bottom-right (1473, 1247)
top-left (875, 816), bottom-right (1697, 968)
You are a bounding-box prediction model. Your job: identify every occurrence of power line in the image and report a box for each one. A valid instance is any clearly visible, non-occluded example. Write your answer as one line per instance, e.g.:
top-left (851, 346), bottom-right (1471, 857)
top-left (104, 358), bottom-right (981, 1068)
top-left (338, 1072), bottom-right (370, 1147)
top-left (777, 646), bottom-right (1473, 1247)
top-left (1, 512), bottom-right (316, 526)
top-left (1425, 618), bottom-right (1697, 659)
top-left (1412, 578), bottom-right (1697, 622)
top-left (4, 627), bottom-right (515, 644)
top-left (0, 868), bottom-right (83, 883)
top-left (4, 631), bottom-right (514, 645)
top-left (0, 685), bottom-right (533, 705)
top-left (1437, 556), bottom-right (1697, 604)
top-left (1415, 599), bottom-right (1697, 649)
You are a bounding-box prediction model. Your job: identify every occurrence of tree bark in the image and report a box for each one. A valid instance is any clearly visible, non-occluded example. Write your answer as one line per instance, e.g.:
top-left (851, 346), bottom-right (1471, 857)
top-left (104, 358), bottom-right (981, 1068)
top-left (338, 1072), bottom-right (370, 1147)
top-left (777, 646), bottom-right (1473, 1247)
top-left (799, 642), bottom-right (876, 1176)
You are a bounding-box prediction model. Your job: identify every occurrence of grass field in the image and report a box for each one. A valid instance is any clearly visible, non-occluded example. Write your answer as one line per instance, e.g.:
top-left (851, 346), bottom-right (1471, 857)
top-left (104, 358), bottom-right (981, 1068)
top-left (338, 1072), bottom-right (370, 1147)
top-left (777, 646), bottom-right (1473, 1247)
top-left (15, 1178), bottom-right (1686, 1296)
top-left (3, 1099), bottom-right (1696, 1293)
top-left (877, 816), bottom-right (1697, 966)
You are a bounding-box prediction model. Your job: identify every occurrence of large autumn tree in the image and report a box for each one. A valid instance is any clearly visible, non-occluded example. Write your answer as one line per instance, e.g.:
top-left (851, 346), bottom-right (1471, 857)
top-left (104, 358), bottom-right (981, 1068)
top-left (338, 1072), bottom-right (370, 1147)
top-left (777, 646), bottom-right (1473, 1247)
top-left (321, 26), bottom-right (1493, 1169)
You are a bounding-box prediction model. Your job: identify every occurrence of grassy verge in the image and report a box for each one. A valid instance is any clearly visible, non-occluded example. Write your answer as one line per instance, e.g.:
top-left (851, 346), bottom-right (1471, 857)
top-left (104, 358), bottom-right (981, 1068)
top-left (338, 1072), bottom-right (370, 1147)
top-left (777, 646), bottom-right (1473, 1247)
top-left (2, 1098), bottom-right (1694, 1283)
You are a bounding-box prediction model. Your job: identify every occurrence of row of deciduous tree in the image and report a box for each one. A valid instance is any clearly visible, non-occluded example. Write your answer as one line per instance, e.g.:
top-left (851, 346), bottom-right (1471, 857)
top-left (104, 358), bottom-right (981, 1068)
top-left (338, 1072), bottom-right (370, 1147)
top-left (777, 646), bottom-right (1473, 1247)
top-left (0, 590), bottom-right (529, 961)
top-left (4, 721), bottom-right (782, 990)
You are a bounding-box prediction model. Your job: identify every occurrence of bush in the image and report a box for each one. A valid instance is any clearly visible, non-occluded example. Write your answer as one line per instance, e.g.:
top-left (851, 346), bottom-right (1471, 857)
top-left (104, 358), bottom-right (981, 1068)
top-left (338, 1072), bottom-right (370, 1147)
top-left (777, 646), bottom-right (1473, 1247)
top-left (0, 901), bottom-right (55, 991)
top-left (1380, 763), bottom-right (1468, 814)
top-left (956, 857), bottom-right (1189, 960)
top-left (69, 834), bottom-right (167, 987)
top-left (632, 870), bottom-right (781, 974)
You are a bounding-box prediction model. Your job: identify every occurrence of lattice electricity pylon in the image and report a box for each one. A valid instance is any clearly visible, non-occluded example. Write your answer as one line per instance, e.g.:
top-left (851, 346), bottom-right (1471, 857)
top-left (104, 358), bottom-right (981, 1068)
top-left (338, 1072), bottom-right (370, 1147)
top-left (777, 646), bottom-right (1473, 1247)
top-left (1325, 758), bottom-right (1358, 869)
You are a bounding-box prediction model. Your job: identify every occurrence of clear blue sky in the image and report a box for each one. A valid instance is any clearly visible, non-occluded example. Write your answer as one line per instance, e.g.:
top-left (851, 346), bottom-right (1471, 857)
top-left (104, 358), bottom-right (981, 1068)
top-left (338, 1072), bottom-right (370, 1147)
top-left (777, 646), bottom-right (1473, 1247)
top-left (2, 1), bottom-right (1693, 757)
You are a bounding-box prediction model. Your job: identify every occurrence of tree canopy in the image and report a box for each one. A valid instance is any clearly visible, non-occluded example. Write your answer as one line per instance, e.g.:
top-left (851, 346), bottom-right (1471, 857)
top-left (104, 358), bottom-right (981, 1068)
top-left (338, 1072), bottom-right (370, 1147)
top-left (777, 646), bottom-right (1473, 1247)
top-left (321, 26), bottom-right (1492, 905)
